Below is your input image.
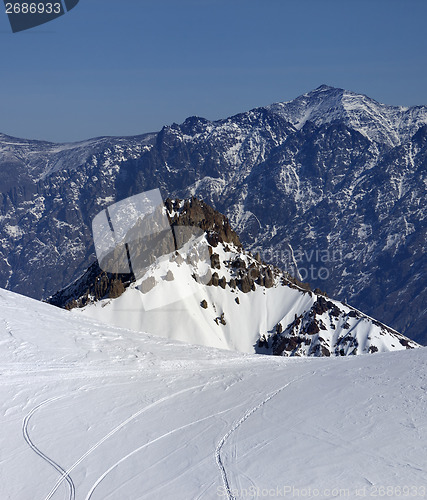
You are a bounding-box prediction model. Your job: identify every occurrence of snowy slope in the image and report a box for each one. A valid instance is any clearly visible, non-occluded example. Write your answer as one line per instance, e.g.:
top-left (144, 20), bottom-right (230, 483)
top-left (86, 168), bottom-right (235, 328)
top-left (1, 288), bottom-right (427, 500)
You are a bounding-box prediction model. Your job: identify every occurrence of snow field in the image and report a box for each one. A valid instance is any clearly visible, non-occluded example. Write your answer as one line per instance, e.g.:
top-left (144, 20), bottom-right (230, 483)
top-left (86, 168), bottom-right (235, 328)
top-left (1, 289), bottom-right (427, 499)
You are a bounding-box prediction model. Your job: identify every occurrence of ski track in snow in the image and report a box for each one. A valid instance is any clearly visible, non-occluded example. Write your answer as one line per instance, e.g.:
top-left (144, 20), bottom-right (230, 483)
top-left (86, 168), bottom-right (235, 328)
top-left (22, 395), bottom-right (76, 500)
top-left (215, 373), bottom-right (313, 500)
top-left (44, 381), bottom-right (220, 500)
top-left (84, 401), bottom-right (247, 500)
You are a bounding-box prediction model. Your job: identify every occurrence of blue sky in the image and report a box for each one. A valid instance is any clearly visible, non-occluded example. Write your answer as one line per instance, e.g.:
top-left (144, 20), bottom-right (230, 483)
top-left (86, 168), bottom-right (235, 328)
top-left (1, 0), bottom-right (427, 142)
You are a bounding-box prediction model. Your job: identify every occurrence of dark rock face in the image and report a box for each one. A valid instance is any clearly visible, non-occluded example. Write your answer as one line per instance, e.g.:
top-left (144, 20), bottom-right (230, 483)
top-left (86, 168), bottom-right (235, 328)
top-left (239, 275), bottom-right (253, 293)
top-left (168, 198), bottom-right (241, 249)
top-left (210, 253), bottom-right (221, 269)
top-left (211, 272), bottom-right (219, 287)
top-left (47, 260), bottom-right (134, 309)
top-left (1, 87), bottom-right (426, 344)
top-left (109, 279), bottom-right (125, 298)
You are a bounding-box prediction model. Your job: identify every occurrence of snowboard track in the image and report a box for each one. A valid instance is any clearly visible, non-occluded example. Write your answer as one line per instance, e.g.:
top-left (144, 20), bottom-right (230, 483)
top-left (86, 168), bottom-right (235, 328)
top-left (45, 380), bottom-right (221, 500)
top-left (22, 395), bottom-right (76, 500)
top-left (84, 401), bottom-right (246, 500)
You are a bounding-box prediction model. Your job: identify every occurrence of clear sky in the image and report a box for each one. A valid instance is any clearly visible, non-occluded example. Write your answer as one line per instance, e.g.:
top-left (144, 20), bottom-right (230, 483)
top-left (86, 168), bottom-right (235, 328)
top-left (1, 0), bottom-right (427, 142)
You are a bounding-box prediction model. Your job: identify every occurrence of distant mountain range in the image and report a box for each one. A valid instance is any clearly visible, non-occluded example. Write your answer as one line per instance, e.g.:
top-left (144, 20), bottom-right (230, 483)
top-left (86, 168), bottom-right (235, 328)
top-left (0, 85), bottom-right (426, 344)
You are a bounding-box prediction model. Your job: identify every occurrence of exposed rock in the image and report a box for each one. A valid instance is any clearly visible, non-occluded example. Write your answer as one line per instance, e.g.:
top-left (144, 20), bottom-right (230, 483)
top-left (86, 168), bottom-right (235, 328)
top-left (258, 335), bottom-right (268, 348)
top-left (264, 268), bottom-right (274, 288)
top-left (170, 252), bottom-right (184, 266)
top-left (139, 276), bottom-right (156, 294)
top-left (165, 197), bottom-right (241, 249)
top-left (214, 312), bottom-right (226, 325)
top-left (305, 320), bottom-right (320, 335)
top-left (239, 275), bottom-right (253, 293)
top-left (232, 257), bottom-right (246, 270)
top-left (399, 338), bottom-right (414, 349)
top-left (165, 270), bottom-right (174, 281)
top-left (248, 263), bottom-right (260, 281)
top-left (48, 260), bottom-right (133, 310)
top-left (210, 253), bottom-right (221, 269)
top-left (211, 272), bottom-right (219, 287)
top-left (109, 279), bottom-right (125, 298)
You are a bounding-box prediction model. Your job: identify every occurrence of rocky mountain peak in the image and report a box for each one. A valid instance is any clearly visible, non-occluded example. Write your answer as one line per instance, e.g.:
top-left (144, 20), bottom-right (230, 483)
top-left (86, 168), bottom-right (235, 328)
top-left (266, 85), bottom-right (427, 147)
top-left (48, 197), bottom-right (241, 309)
top-left (48, 197), bottom-right (420, 358)
top-left (165, 197), bottom-right (241, 249)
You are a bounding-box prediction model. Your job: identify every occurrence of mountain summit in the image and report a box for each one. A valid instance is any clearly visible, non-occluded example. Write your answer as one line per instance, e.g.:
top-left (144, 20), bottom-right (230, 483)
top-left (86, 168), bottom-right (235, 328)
top-left (266, 85), bottom-right (427, 147)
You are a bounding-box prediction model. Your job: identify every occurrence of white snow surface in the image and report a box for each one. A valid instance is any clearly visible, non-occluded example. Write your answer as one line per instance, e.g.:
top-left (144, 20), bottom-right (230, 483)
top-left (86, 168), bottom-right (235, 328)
top-left (1, 288), bottom-right (427, 499)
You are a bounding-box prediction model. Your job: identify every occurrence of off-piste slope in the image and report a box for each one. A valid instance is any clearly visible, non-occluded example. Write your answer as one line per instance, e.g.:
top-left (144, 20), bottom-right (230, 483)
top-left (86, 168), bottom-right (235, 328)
top-left (49, 198), bottom-right (419, 357)
top-left (1, 287), bottom-right (427, 499)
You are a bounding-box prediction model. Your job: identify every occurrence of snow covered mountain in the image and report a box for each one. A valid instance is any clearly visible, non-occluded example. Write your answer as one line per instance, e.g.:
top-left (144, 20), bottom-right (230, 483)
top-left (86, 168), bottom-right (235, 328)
top-left (49, 198), bottom-right (419, 357)
top-left (267, 84), bottom-right (427, 147)
top-left (1, 86), bottom-right (426, 344)
top-left (1, 287), bottom-right (427, 499)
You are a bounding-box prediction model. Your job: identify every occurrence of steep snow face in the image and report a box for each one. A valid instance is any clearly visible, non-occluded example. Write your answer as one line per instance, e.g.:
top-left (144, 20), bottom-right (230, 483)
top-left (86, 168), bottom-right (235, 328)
top-left (1, 288), bottom-right (427, 499)
top-left (267, 85), bottom-right (427, 147)
top-left (76, 236), bottom-right (419, 356)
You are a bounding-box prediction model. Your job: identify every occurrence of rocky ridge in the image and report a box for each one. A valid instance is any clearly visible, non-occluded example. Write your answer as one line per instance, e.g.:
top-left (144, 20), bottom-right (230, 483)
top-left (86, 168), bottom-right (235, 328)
top-left (49, 198), bottom-right (420, 357)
